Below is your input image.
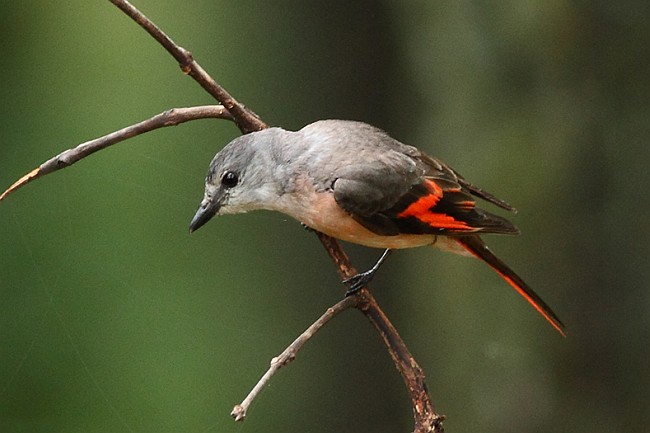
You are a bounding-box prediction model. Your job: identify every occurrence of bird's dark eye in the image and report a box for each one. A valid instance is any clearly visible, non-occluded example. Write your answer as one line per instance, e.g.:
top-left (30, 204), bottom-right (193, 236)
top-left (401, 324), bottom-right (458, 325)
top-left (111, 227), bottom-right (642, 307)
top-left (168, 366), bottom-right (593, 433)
top-left (220, 170), bottom-right (239, 188)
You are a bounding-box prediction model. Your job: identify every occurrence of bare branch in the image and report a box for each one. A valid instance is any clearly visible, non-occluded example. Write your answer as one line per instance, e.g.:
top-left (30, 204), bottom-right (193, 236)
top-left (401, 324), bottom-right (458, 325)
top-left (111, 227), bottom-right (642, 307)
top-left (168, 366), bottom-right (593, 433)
top-left (358, 292), bottom-right (445, 433)
top-left (2, 2), bottom-right (445, 431)
top-left (0, 105), bottom-right (230, 202)
top-left (109, 0), bottom-right (266, 134)
top-left (231, 295), bottom-right (358, 422)
top-left (315, 232), bottom-right (445, 433)
top-left (105, 3), bottom-right (446, 430)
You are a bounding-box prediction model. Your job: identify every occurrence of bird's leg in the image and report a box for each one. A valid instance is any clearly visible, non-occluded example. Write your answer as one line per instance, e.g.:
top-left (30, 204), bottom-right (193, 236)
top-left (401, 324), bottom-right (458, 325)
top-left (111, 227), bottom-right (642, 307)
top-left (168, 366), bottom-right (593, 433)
top-left (343, 249), bottom-right (392, 296)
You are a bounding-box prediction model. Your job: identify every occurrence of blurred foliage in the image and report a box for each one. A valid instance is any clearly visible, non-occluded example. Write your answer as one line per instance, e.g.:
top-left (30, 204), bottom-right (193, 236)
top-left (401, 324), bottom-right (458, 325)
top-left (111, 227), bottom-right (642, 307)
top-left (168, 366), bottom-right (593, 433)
top-left (1, 1), bottom-right (648, 433)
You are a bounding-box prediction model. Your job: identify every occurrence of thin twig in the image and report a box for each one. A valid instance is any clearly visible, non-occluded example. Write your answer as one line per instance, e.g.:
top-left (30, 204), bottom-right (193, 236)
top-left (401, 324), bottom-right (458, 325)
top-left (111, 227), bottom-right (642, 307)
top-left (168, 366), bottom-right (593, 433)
top-left (109, 0), bottom-right (266, 134)
top-left (0, 105), bottom-right (231, 202)
top-left (231, 295), bottom-right (358, 421)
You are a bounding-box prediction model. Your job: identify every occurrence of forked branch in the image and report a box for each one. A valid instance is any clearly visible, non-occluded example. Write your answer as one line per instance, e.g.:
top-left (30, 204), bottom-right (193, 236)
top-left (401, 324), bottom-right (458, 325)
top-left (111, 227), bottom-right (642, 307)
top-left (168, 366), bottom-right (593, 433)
top-left (110, 0), bottom-right (265, 134)
top-left (1, 2), bottom-right (444, 432)
top-left (315, 232), bottom-right (445, 433)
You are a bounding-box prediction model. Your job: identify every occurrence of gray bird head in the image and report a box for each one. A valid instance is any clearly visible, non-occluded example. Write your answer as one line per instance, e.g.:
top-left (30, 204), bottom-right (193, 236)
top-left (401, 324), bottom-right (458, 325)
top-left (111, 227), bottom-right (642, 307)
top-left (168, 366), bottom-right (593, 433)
top-left (189, 128), bottom-right (291, 233)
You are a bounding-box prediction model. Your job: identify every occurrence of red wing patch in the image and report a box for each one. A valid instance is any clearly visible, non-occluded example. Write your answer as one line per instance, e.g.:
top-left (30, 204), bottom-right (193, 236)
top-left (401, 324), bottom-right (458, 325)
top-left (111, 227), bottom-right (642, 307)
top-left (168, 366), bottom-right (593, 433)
top-left (347, 175), bottom-right (518, 237)
top-left (396, 179), bottom-right (473, 231)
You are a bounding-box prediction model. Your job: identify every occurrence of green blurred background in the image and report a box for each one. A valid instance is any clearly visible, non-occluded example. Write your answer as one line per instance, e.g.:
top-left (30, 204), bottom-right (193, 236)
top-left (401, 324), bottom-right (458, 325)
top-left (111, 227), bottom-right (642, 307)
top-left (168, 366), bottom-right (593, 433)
top-left (1, 1), bottom-right (648, 432)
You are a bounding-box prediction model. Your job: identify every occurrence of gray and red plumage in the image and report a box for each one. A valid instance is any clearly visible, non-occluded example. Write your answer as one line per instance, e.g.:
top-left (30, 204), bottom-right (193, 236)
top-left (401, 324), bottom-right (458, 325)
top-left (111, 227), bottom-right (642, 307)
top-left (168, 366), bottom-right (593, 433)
top-left (190, 120), bottom-right (565, 335)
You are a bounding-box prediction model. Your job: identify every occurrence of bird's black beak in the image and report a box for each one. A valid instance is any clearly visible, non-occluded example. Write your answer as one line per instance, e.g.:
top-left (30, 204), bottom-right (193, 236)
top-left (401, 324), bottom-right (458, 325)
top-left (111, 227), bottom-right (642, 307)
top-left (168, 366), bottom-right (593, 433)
top-left (189, 198), bottom-right (220, 233)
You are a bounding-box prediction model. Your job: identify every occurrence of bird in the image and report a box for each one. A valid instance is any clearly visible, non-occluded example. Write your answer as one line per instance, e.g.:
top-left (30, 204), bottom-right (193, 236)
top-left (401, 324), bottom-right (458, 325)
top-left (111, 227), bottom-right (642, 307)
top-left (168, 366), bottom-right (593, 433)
top-left (189, 119), bottom-right (565, 335)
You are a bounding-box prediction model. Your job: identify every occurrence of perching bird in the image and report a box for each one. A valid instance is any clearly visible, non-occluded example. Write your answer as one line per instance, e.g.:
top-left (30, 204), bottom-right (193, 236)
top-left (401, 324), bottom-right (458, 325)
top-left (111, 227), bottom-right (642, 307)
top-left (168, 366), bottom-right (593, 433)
top-left (190, 120), bottom-right (564, 335)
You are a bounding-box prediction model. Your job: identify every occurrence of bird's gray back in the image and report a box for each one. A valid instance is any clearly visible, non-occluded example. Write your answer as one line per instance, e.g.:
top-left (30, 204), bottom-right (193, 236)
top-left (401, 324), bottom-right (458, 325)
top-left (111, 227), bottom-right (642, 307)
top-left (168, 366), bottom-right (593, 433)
top-left (297, 120), bottom-right (425, 191)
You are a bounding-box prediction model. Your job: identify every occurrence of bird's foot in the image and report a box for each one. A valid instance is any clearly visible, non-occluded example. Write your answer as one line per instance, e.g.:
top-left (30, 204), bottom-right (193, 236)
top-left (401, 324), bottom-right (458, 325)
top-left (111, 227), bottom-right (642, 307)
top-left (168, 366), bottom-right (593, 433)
top-left (343, 269), bottom-right (378, 296)
top-left (341, 249), bottom-right (392, 296)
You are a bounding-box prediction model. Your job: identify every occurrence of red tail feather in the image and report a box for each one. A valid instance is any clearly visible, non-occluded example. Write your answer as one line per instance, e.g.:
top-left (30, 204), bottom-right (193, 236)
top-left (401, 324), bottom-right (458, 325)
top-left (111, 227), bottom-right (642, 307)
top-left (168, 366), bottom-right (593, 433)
top-left (456, 236), bottom-right (566, 336)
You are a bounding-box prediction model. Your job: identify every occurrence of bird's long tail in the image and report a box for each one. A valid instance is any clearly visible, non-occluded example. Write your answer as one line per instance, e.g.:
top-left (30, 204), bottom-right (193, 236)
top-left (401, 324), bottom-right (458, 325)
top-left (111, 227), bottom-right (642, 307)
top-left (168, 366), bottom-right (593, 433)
top-left (456, 235), bottom-right (566, 336)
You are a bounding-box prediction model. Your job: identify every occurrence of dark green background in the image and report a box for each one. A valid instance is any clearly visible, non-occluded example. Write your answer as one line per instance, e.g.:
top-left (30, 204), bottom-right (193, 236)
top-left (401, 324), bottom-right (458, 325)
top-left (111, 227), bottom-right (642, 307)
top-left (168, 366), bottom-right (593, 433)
top-left (1, 1), bottom-right (648, 432)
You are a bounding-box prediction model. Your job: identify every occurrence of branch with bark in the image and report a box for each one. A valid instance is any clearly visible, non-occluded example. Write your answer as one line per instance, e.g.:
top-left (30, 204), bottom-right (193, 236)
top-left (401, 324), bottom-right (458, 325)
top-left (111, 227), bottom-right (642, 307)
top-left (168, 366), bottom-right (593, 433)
top-left (1, 1), bottom-right (444, 432)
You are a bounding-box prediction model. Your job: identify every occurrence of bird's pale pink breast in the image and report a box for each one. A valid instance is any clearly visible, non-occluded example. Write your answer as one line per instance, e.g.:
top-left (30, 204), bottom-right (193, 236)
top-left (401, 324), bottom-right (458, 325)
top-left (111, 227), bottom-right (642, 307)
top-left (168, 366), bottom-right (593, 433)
top-left (292, 190), bottom-right (437, 249)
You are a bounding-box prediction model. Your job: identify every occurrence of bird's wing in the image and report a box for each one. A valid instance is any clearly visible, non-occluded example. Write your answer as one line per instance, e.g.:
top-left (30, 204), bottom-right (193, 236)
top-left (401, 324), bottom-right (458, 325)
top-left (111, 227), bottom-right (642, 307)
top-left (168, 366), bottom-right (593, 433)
top-left (333, 151), bottom-right (519, 237)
